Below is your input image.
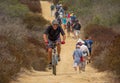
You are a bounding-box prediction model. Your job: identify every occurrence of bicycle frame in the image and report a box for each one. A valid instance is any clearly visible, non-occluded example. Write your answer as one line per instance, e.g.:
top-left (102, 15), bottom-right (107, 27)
top-left (51, 43), bottom-right (58, 75)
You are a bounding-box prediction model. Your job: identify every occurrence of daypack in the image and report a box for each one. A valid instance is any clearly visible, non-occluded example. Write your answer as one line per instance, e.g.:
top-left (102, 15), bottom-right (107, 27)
top-left (73, 23), bottom-right (81, 30)
top-left (51, 5), bottom-right (54, 10)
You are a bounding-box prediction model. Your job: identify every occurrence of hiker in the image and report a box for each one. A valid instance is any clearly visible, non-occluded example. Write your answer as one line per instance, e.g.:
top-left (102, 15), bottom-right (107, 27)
top-left (62, 16), bottom-right (67, 30)
top-left (50, 3), bottom-right (55, 16)
top-left (72, 19), bottom-right (81, 39)
top-left (55, 10), bottom-right (59, 19)
top-left (66, 21), bottom-right (71, 37)
top-left (76, 38), bottom-right (90, 72)
top-left (73, 45), bottom-right (83, 73)
top-left (84, 36), bottom-right (93, 63)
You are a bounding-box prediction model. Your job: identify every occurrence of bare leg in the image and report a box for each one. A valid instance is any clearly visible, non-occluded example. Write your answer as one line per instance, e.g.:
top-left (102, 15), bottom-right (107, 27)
top-left (74, 67), bottom-right (77, 71)
top-left (48, 48), bottom-right (52, 64)
top-left (57, 44), bottom-right (61, 56)
top-left (67, 32), bottom-right (70, 37)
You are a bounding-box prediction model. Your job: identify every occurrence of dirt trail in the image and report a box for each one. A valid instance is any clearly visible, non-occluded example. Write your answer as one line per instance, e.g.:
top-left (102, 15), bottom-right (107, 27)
top-left (11, 1), bottom-right (111, 83)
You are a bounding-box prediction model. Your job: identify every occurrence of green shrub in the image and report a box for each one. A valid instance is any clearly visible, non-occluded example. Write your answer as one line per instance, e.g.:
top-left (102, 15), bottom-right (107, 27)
top-left (0, 0), bottom-right (29, 17)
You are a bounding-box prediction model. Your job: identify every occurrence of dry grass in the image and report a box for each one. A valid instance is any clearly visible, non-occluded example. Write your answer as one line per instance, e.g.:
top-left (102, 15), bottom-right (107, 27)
top-left (20, 0), bottom-right (42, 13)
top-left (84, 24), bottom-right (120, 76)
top-left (0, 15), bottom-right (47, 83)
top-left (23, 12), bottom-right (49, 30)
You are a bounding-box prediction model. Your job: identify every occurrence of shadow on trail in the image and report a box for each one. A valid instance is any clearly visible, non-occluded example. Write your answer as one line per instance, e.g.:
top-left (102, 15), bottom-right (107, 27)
top-left (17, 71), bottom-right (77, 77)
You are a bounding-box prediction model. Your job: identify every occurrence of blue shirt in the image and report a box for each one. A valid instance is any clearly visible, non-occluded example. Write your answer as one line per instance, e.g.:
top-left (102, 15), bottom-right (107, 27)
top-left (73, 49), bottom-right (83, 63)
top-left (62, 18), bottom-right (67, 24)
top-left (84, 39), bottom-right (93, 50)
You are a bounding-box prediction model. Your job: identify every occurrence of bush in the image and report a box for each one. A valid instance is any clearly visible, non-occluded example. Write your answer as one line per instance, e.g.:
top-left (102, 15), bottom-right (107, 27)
top-left (105, 35), bottom-right (120, 75)
top-left (0, 0), bottom-right (29, 17)
top-left (0, 15), bottom-right (48, 83)
top-left (84, 24), bottom-right (120, 76)
top-left (23, 12), bottom-right (49, 30)
top-left (0, 0), bottom-right (48, 83)
top-left (61, 0), bottom-right (120, 27)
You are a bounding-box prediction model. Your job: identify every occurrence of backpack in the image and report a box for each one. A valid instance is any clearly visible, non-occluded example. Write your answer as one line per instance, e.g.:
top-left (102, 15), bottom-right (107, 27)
top-left (74, 23), bottom-right (81, 30)
top-left (51, 5), bottom-right (54, 10)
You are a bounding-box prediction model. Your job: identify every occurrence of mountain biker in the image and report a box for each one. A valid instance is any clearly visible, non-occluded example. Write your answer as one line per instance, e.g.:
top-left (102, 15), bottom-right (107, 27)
top-left (73, 45), bottom-right (83, 73)
top-left (84, 36), bottom-right (93, 63)
top-left (43, 20), bottom-right (66, 67)
top-left (76, 38), bottom-right (89, 72)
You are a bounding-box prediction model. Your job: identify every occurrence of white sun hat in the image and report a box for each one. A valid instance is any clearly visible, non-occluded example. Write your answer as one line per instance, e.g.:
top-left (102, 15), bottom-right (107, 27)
top-left (77, 38), bottom-right (85, 44)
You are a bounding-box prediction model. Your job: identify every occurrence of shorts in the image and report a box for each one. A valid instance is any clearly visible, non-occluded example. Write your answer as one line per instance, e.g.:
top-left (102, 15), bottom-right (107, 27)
top-left (48, 38), bottom-right (61, 48)
top-left (73, 61), bottom-right (80, 67)
top-left (74, 30), bottom-right (80, 36)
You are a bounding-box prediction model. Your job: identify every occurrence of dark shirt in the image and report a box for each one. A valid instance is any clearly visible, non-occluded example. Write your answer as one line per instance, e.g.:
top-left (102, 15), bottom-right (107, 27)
top-left (44, 26), bottom-right (65, 41)
top-left (73, 23), bottom-right (81, 30)
top-left (84, 39), bottom-right (93, 54)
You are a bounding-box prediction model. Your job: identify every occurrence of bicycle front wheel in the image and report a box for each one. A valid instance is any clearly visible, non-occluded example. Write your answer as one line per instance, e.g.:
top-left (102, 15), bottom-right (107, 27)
top-left (52, 65), bottom-right (56, 75)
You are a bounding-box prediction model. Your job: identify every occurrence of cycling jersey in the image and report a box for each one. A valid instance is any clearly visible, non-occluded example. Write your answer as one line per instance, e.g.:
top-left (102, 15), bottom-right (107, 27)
top-left (44, 26), bottom-right (65, 41)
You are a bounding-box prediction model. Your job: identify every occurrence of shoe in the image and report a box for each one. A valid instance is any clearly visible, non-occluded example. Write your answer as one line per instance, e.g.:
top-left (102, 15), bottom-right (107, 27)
top-left (48, 62), bottom-right (52, 69)
top-left (58, 55), bottom-right (60, 61)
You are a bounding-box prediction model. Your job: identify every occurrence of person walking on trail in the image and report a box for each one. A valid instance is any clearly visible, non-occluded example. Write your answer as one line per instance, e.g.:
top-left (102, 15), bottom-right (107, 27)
top-left (66, 12), bottom-right (71, 22)
top-left (43, 20), bottom-right (66, 68)
top-left (55, 10), bottom-right (59, 19)
top-left (62, 16), bottom-right (67, 30)
top-left (57, 16), bottom-right (62, 25)
top-left (66, 21), bottom-right (71, 37)
top-left (72, 45), bottom-right (83, 73)
top-left (71, 13), bottom-right (76, 24)
top-left (72, 19), bottom-right (81, 39)
top-left (50, 3), bottom-right (55, 16)
top-left (84, 36), bottom-right (93, 63)
top-left (76, 38), bottom-right (90, 72)
top-left (56, 4), bottom-right (61, 11)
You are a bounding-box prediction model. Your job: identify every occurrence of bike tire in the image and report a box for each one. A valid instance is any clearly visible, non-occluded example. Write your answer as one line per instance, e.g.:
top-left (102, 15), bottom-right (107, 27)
top-left (52, 65), bottom-right (56, 75)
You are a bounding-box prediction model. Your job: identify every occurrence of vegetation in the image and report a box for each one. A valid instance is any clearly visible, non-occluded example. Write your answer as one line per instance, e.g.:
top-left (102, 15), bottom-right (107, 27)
top-left (60, 0), bottom-right (120, 27)
top-left (0, 0), bottom-right (48, 83)
top-left (84, 24), bottom-right (120, 76)
top-left (59, 0), bottom-right (120, 78)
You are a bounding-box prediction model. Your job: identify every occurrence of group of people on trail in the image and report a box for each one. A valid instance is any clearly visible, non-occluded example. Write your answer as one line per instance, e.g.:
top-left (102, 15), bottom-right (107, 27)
top-left (51, 3), bottom-right (81, 39)
top-left (43, 2), bottom-right (93, 72)
top-left (73, 37), bottom-right (93, 72)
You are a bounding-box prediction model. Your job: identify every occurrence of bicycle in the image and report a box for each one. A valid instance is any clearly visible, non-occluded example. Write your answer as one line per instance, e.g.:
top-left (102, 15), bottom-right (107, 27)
top-left (51, 42), bottom-right (58, 75)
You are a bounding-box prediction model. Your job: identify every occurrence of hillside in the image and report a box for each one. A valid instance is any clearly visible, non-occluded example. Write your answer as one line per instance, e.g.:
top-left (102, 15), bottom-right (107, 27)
top-left (60, 0), bottom-right (120, 27)
top-left (0, 0), bottom-right (48, 83)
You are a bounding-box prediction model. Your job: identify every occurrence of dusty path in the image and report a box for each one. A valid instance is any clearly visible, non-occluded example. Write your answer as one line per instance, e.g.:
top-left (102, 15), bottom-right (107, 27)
top-left (11, 1), bottom-right (112, 83)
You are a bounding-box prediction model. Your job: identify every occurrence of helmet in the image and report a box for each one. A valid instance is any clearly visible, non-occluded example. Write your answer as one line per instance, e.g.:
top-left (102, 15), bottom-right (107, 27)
top-left (52, 20), bottom-right (59, 25)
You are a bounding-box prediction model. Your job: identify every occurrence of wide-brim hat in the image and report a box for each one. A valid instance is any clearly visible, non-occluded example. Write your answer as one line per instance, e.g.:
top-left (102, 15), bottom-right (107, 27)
top-left (77, 38), bottom-right (85, 44)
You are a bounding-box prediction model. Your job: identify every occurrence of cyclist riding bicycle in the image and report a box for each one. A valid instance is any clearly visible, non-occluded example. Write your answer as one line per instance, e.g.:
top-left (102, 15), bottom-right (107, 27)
top-left (43, 20), bottom-right (66, 68)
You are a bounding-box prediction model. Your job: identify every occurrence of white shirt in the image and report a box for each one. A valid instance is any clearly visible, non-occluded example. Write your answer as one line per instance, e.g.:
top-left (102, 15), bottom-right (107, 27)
top-left (80, 45), bottom-right (90, 56)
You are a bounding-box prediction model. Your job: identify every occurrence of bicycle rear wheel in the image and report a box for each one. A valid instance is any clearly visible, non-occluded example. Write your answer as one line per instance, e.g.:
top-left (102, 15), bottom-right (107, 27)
top-left (52, 65), bottom-right (56, 75)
